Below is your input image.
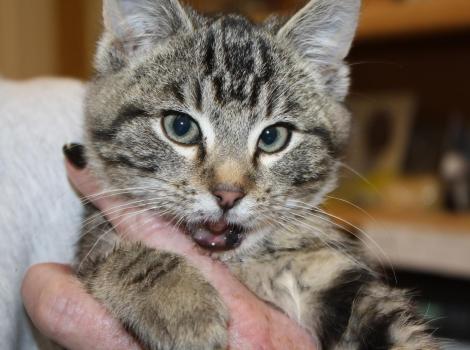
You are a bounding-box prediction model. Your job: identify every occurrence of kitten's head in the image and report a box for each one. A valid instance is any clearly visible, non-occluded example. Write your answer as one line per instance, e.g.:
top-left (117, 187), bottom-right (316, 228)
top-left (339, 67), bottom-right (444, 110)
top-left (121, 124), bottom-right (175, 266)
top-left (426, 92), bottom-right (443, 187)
top-left (85, 0), bottom-right (361, 251)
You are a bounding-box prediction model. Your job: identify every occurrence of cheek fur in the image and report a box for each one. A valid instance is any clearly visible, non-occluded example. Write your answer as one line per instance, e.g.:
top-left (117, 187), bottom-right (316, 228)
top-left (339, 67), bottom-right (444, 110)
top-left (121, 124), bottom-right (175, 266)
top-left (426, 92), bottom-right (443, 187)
top-left (225, 196), bottom-right (257, 226)
top-left (270, 139), bottom-right (333, 188)
top-left (189, 192), bottom-right (221, 222)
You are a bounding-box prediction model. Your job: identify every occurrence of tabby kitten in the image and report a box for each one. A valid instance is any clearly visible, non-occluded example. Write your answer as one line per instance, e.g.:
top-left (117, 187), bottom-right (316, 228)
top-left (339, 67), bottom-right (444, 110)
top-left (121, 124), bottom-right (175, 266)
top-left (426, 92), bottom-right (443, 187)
top-left (76, 0), bottom-right (440, 349)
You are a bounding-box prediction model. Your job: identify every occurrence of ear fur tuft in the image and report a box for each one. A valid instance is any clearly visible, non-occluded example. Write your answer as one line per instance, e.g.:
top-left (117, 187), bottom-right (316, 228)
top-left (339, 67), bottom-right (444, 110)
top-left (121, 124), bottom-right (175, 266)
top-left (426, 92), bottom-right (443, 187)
top-left (278, 0), bottom-right (361, 100)
top-left (96, 0), bottom-right (192, 73)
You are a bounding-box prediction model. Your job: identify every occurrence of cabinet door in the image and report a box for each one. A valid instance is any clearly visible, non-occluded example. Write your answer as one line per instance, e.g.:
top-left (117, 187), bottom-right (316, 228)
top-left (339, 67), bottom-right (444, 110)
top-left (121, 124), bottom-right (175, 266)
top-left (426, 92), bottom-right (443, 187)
top-left (0, 0), bottom-right (59, 79)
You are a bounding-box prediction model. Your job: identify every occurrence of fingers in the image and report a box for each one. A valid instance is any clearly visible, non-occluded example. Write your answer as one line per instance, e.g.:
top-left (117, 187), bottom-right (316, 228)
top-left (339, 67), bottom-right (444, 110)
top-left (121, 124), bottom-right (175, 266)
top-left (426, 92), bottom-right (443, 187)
top-left (22, 263), bottom-right (141, 350)
top-left (65, 159), bottom-right (121, 212)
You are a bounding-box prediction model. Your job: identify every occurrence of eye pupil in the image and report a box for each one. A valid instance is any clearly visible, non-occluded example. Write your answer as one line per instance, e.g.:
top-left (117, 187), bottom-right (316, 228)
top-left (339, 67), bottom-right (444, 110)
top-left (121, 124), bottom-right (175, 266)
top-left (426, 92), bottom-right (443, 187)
top-left (261, 127), bottom-right (278, 145)
top-left (258, 125), bottom-right (292, 154)
top-left (173, 115), bottom-right (191, 136)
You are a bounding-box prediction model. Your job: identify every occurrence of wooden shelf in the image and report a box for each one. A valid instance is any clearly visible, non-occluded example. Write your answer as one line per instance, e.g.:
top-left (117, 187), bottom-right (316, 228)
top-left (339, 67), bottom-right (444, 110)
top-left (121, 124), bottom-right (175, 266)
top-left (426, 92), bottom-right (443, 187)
top-left (327, 205), bottom-right (470, 279)
top-left (250, 0), bottom-right (470, 41)
top-left (357, 0), bottom-right (470, 40)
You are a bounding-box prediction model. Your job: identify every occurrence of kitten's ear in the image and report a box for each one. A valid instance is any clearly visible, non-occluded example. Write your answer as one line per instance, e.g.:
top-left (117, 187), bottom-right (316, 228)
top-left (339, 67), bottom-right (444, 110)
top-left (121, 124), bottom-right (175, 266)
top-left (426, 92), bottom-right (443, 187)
top-left (96, 0), bottom-right (193, 73)
top-left (278, 0), bottom-right (361, 100)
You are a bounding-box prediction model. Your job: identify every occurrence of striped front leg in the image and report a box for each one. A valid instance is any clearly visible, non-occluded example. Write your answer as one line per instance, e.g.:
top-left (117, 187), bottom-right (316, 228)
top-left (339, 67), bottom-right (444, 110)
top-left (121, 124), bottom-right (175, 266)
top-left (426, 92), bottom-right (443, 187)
top-left (79, 242), bottom-right (229, 350)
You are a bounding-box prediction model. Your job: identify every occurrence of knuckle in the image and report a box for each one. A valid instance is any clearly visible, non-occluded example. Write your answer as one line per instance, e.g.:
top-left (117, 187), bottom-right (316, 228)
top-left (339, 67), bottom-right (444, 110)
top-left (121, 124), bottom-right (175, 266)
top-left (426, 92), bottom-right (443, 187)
top-left (35, 279), bottom-right (81, 340)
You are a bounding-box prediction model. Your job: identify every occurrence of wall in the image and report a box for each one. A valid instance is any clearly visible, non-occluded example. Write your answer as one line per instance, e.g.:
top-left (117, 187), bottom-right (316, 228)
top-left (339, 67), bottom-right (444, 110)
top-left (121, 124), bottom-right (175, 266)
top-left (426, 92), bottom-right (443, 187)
top-left (0, 0), bottom-right (101, 79)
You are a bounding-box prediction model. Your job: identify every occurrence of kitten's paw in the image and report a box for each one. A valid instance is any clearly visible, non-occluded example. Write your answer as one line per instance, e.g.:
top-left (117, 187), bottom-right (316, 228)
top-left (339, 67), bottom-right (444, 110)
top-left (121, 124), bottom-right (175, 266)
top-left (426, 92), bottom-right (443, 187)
top-left (125, 252), bottom-right (229, 350)
top-left (140, 286), bottom-right (229, 350)
top-left (81, 243), bottom-right (229, 350)
top-left (160, 308), bottom-right (229, 350)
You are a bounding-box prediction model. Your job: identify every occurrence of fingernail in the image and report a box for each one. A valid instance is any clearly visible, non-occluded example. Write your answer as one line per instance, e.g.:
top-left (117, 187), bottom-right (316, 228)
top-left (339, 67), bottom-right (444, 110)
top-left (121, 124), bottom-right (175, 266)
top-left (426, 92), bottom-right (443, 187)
top-left (63, 143), bottom-right (87, 169)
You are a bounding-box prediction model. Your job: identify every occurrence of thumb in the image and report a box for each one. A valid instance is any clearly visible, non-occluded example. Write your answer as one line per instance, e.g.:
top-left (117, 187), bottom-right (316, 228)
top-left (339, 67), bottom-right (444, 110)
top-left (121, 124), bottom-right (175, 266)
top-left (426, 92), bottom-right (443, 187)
top-left (22, 263), bottom-right (140, 350)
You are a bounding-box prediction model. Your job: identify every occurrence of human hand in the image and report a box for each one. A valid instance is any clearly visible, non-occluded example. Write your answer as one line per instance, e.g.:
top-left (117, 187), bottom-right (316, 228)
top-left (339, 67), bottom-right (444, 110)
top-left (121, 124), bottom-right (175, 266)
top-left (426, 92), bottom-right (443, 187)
top-left (22, 155), bottom-right (317, 350)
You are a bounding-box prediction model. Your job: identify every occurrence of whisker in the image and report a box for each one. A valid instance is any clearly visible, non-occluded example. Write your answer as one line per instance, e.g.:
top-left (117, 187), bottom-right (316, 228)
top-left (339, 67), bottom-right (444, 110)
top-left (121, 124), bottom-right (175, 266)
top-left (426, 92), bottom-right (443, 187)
top-left (257, 201), bottom-right (367, 269)
top-left (337, 161), bottom-right (381, 196)
top-left (348, 60), bottom-right (403, 68)
top-left (78, 183), bottom-right (176, 204)
top-left (80, 197), bottom-right (167, 228)
top-left (324, 194), bottom-right (397, 281)
top-left (119, 206), bottom-right (177, 242)
top-left (326, 195), bottom-right (376, 222)
top-left (273, 212), bottom-right (370, 271)
top-left (77, 202), bottom-right (177, 271)
top-left (282, 199), bottom-right (396, 282)
top-left (77, 230), bottom-right (112, 273)
top-left (314, 207), bottom-right (396, 282)
top-left (78, 197), bottom-right (175, 239)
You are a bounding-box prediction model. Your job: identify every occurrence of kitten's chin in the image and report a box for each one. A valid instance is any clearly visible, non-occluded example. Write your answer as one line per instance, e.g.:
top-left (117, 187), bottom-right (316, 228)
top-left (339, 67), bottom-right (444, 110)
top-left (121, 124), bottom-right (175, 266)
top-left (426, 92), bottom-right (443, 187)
top-left (189, 220), bottom-right (246, 251)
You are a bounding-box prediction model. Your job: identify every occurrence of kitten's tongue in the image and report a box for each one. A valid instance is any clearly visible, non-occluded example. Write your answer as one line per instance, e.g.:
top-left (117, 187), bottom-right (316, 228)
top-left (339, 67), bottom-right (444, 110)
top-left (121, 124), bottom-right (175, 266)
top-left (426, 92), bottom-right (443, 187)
top-left (208, 220), bottom-right (229, 234)
top-left (191, 220), bottom-right (244, 250)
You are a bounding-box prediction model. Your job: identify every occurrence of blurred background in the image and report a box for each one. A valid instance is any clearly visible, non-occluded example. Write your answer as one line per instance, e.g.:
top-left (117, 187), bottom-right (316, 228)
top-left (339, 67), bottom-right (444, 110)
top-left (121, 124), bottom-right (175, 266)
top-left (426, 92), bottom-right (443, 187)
top-left (1, 0), bottom-right (470, 347)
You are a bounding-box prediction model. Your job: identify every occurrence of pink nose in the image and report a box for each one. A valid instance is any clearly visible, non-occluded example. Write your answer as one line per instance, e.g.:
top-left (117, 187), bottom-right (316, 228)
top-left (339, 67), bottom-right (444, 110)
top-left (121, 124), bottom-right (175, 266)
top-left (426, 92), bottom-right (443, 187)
top-left (213, 189), bottom-right (245, 210)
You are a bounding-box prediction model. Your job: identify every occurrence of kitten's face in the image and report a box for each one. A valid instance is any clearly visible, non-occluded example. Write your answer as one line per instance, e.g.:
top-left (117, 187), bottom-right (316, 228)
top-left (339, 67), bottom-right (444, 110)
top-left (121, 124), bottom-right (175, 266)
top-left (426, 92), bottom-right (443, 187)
top-left (86, 0), bottom-right (359, 251)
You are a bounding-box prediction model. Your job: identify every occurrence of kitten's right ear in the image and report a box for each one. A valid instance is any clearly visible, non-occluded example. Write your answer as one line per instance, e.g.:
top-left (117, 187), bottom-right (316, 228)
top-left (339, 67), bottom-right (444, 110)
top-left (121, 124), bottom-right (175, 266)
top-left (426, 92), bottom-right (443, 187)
top-left (96, 0), bottom-right (193, 73)
top-left (277, 0), bottom-right (361, 101)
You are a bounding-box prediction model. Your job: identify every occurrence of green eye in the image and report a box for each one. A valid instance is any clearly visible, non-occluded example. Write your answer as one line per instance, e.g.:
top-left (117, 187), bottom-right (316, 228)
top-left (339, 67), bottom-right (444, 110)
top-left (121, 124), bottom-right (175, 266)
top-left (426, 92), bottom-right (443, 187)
top-left (162, 112), bottom-right (201, 145)
top-left (258, 125), bottom-right (292, 154)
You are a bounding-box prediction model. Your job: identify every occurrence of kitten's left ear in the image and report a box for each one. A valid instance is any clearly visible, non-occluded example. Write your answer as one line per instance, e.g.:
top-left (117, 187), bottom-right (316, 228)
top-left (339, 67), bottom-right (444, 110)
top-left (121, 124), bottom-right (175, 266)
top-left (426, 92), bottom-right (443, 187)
top-left (278, 0), bottom-right (361, 100)
top-left (97, 0), bottom-right (193, 73)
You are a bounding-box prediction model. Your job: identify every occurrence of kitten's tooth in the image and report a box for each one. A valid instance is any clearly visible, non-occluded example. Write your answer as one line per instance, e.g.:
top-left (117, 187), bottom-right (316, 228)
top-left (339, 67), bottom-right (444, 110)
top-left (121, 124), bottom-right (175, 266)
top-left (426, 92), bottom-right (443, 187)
top-left (193, 227), bottom-right (210, 241)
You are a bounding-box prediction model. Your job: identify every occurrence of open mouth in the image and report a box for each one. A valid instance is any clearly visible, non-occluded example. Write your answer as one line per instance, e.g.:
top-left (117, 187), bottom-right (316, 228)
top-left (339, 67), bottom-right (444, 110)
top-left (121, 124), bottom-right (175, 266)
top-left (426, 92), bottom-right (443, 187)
top-left (189, 220), bottom-right (246, 251)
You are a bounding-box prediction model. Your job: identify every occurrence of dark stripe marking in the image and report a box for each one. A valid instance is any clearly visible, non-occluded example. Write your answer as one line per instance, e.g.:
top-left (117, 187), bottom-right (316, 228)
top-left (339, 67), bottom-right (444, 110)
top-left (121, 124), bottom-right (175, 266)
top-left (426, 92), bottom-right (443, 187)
top-left (258, 38), bottom-right (274, 81)
top-left (204, 30), bottom-right (215, 75)
top-left (197, 143), bottom-right (206, 163)
top-left (250, 78), bottom-right (262, 108)
top-left (317, 269), bottom-right (373, 350)
top-left (129, 255), bottom-right (180, 289)
top-left (307, 127), bottom-right (337, 156)
top-left (144, 256), bottom-right (179, 289)
top-left (166, 81), bottom-right (185, 104)
top-left (101, 154), bottom-right (159, 173)
top-left (291, 156), bottom-right (330, 187)
top-left (91, 105), bottom-right (149, 142)
top-left (129, 259), bottom-right (164, 285)
top-left (91, 129), bottom-right (116, 142)
top-left (212, 75), bottom-right (224, 103)
top-left (110, 105), bottom-right (149, 133)
top-left (117, 249), bottom-right (150, 279)
top-left (194, 79), bottom-right (203, 111)
top-left (357, 310), bottom-right (401, 350)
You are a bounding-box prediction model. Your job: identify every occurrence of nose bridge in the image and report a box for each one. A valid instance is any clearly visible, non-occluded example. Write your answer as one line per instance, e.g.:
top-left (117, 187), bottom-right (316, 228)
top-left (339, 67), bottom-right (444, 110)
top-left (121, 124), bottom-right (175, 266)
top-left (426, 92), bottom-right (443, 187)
top-left (213, 158), bottom-right (249, 189)
top-left (212, 107), bottom-right (252, 152)
top-left (206, 110), bottom-right (254, 190)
